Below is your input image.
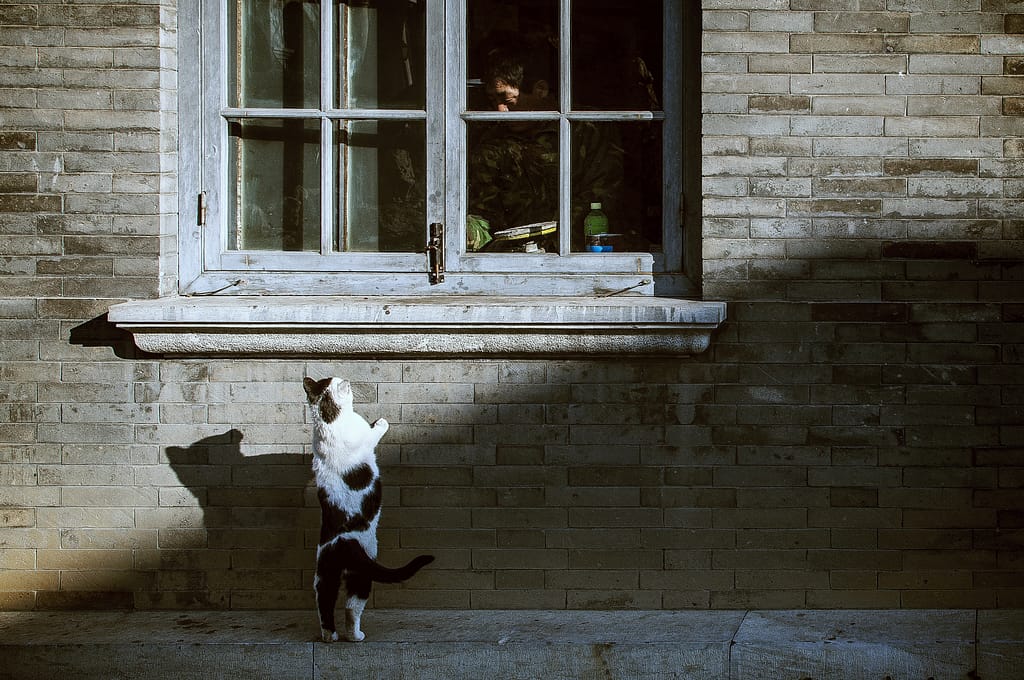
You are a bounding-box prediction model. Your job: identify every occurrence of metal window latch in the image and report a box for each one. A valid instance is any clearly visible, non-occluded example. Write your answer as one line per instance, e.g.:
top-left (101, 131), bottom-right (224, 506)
top-left (426, 222), bottom-right (445, 284)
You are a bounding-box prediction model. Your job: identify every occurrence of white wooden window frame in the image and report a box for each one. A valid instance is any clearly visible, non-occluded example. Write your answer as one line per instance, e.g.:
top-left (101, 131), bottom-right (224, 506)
top-left (109, 0), bottom-right (725, 356)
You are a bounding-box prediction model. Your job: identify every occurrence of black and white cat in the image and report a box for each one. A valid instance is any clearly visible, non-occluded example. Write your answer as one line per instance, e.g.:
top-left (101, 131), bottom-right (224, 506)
top-left (303, 376), bottom-right (434, 642)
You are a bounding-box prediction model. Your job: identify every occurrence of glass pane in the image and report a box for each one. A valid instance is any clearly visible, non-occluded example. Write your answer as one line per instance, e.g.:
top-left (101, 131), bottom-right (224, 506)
top-left (338, 0), bottom-right (426, 109)
top-left (466, 0), bottom-right (558, 111)
top-left (336, 120), bottom-right (425, 252)
top-left (227, 119), bottom-right (322, 251)
top-left (466, 121), bottom-right (559, 252)
top-left (571, 121), bottom-right (662, 253)
top-left (572, 0), bottom-right (662, 111)
top-left (229, 0), bottom-right (321, 109)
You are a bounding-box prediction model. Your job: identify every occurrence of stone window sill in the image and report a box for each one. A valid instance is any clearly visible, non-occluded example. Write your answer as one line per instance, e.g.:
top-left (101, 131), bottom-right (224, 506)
top-left (107, 296), bottom-right (727, 357)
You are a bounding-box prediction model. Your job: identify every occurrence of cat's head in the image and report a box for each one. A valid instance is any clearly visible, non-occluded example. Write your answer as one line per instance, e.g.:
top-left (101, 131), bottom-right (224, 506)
top-left (302, 376), bottom-right (354, 424)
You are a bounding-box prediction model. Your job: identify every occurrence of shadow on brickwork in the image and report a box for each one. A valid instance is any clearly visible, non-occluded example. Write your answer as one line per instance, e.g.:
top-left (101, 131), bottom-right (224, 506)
top-left (161, 428), bottom-right (315, 609)
top-left (68, 313), bottom-right (158, 360)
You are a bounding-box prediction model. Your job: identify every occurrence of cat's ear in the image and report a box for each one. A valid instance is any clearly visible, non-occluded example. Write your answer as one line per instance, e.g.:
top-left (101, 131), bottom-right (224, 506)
top-left (303, 377), bottom-right (320, 402)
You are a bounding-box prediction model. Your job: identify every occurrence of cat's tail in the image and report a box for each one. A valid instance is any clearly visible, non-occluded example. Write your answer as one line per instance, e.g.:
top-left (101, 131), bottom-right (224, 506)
top-left (338, 539), bottom-right (435, 584)
top-left (365, 553), bottom-right (435, 584)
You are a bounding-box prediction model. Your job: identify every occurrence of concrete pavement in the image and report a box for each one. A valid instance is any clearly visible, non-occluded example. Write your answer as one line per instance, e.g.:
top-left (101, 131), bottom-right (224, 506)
top-left (1, 609), bottom-right (1020, 679)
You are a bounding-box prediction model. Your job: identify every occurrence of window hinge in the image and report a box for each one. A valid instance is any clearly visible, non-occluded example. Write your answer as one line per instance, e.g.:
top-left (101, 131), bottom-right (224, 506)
top-left (198, 192), bottom-right (208, 226)
top-left (426, 222), bottom-right (445, 284)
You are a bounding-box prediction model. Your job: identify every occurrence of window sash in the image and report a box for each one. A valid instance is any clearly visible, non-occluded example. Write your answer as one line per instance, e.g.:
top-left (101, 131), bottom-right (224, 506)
top-left (193, 0), bottom-right (687, 295)
top-left (201, 0), bottom-right (441, 273)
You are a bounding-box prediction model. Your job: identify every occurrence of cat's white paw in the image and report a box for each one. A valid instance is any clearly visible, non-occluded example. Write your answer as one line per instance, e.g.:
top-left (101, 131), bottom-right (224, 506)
top-left (372, 418), bottom-right (389, 433)
top-left (344, 629), bottom-right (366, 642)
top-left (321, 628), bottom-right (339, 643)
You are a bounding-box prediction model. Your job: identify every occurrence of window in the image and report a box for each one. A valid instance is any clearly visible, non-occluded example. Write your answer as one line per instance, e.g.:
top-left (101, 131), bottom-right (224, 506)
top-left (109, 0), bottom-right (724, 356)
top-left (182, 0), bottom-right (699, 297)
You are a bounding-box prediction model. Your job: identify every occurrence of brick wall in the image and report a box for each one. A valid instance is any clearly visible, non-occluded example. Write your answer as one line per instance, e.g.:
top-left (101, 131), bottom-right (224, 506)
top-left (1, 1), bottom-right (1022, 611)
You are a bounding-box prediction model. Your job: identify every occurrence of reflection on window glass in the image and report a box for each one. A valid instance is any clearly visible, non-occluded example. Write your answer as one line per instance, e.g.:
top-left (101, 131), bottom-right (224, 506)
top-left (229, 0), bottom-right (320, 109)
top-left (337, 120), bottom-right (425, 252)
top-left (338, 0), bottom-right (426, 109)
top-left (466, 121), bottom-right (559, 252)
top-left (571, 121), bottom-right (662, 253)
top-left (466, 0), bottom-right (558, 112)
top-left (228, 119), bottom-right (322, 251)
top-left (572, 0), bottom-right (662, 111)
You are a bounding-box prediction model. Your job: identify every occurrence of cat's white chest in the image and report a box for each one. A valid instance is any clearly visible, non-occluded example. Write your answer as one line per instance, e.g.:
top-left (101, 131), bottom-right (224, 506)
top-left (312, 413), bottom-right (378, 507)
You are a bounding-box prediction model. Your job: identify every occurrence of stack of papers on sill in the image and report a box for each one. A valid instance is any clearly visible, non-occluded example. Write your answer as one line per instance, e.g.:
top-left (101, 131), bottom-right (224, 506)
top-left (492, 221), bottom-right (557, 241)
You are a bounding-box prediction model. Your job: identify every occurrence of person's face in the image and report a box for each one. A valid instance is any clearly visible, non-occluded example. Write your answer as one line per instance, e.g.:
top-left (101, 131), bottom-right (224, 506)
top-left (487, 79), bottom-right (520, 111)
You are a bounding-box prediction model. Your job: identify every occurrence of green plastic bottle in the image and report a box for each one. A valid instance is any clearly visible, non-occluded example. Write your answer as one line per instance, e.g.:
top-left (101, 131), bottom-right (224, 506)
top-left (584, 202), bottom-right (608, 251)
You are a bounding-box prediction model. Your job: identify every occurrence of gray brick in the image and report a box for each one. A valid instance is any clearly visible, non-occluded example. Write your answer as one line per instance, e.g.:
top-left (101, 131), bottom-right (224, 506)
top-left (814, 55), bottom-right (907, 74)
top-left (792, 115), bottom-right (883, 136)
top-left (473, 549), bottom-right (567, 570)
top-left (750, 10), bottom-right (813, 32)
top-left (568, 508), bottom-right (664, 528)
top-left (748, 54), bottom-right (813, 73)
top-left (703, 11), bottom-right (750, 31)
top-left (910, 55), bottom-right (1004, 75)
top-left (981, 35), bottom-right (1024, 55)
top-left (812, 136), bottom-right (908, 157)
top-left (886, 116), bottom-right (980, 137)
top-left (812, 96), bottom-right (907, 115)
top-left (812, 11), bottom-right (909, 34)
top-left (703, 32), bottom-right (790, 54)
top-left (911, 12), bottom-right (1003, 34)
top-left (702, 74), bottom-right (790, 93)
top-left (908, 178), bottom-right (1002, 198)
top-left (701, 53), bottom-right (748, 73)
top-left (790, 34), bottom-right (886, 54)
top-left (886, 74), bottom-right (981, 95)
top-left (705, 114), bottom-right (791, 137)
top-left (703, 155), bottom-right (787, 177)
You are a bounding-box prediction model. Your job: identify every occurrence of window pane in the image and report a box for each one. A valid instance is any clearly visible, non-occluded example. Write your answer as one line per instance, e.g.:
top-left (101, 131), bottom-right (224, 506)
top-left (339, 0), bottom-right (426, 109)
top-left (337, 120), bottom-right (425, 252)
top-left (571, 0), bottom-right (662, 111)
top-left (465, 0), bottom-right (558, 112)
top-left (466, 121), bottom-right (559, 252)
top-left (229, 0), bottom-right (321, 109)
top-left (227, 119), bottom-right (322, 251)
top-left (571, 121), bottom-right (662, 253)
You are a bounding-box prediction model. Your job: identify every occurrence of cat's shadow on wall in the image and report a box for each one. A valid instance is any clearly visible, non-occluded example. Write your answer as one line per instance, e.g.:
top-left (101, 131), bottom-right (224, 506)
top-left (162, 428), bottom-right (316, 609)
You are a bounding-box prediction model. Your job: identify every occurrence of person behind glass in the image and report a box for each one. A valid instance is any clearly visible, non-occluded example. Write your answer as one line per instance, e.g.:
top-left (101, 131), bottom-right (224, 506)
top-left (483, 52), bottom-right (554, 112)
top-left (466, 49), bottom-right (559, 239)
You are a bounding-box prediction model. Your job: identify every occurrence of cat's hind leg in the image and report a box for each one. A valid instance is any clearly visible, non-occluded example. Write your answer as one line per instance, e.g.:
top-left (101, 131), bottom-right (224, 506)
top-left (343, 572), bottom-right (372, 642)
top-left (344, 598), bottom-right (368, 642)
top-left (314, 547), bottom-right (342, 642)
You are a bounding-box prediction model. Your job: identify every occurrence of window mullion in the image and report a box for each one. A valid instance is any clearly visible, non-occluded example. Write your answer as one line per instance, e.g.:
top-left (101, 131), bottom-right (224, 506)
top-left (426, 0), bottom-right (446, 260)
top-left (320, 0), bottom-right (333, 256)
top-left (321, 118), bottom-right (333, 256)
top-left (558, 0), bottom-right (572, 256)
top-left (559, 115), bottom-right (571, 257)
top-left (446, 0), bottom-right (465, 268)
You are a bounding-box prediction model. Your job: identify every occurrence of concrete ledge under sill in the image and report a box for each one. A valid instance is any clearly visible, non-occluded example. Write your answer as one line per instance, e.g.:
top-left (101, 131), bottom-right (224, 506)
top-left (107, 296), bottom-right (727, 357)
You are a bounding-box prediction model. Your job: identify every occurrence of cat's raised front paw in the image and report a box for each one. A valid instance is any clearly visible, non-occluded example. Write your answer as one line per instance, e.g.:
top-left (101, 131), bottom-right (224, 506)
top-left (321, 628), bottom-right (339, 643)
top-left (371, 418), bottom-right (389, 433)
